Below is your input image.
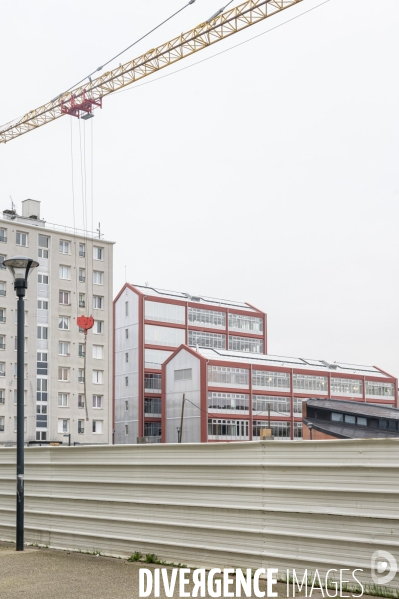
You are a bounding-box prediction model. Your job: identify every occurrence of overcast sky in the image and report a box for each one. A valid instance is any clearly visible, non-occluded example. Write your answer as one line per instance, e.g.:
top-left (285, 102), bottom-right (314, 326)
top-left (1, 0), bottom-right (398, 378)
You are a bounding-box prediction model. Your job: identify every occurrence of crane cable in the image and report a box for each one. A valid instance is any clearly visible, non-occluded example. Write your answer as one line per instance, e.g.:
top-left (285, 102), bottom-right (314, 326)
top-left (51, 0), bottom-right (198, 102)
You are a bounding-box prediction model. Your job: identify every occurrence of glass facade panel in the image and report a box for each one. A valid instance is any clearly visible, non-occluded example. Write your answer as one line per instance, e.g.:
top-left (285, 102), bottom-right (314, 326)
top-left (365, 381), bottom-right (394, 397)
top-left (144, 373), bottom-right (162, 392)
top-left (188, 330), bottom-right (226, 349)
top-left (228, 335), bottom-right (263, 353)
top-left (188, 308), bottom-right (225, 329)
top-left (208, 366), bottom-right (249, 387)
top-left (208, 392), bottom-right (249, 413)
top-left (331, 378), bottom-right (363, 396)
top-left (208, 419), bottom-right (249, 440)
top-left (252, 370), bottom-right (290, 390)
top-left (228, 314), bottom-right (263, 333)
top-left (293, 374), bottom-right (328, 393)
top-left (253, 420), bottom-right (291, 440)
top-left (145, 301), bottom-right (185, 325)
top-left (252, 395), bottom-right (291, 414)
top-left (145, 324), bottom-right (185, 347)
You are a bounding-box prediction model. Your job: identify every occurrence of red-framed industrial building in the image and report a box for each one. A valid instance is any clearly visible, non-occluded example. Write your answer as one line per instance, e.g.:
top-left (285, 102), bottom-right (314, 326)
top-left (113, 283), bottom-right (267, 444)
top-left (162, 346), bottom-right (398, 443)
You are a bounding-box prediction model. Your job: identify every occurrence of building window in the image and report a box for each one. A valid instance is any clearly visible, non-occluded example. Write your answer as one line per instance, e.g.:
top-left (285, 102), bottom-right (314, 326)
top-left (78, 369), bottom-right (85, 383)
top-left (14, 390), bottom-right (27, 405)
top-left (252, 370), bottom-right (291, 391)
top-left (58, 419), bottom-right (69, 433)
top-left (292, 374), bottom-right (328, 393)
top-left (125, 301), bottom-right (129, 316)
top-left (59, 240), bottom-right (70, 254)
top-left (78, 344), bottom-right (85, 358)
top-left (58, 367), bottom-right (69, 382)
top-left (145, 301), bottom-right (185, 325)
top-left (13, 417), bottom-right (27, 433)
top-left (125, 352), bottom-right (129, 363)
top-left (16, 231), bottom-right (28, 247)
top-left (125, 424), bottom-right (128, 435)
top-left (93, 295), bottom-right (104, 309)
top-left (208, 392), bottom-right (249, 413)
top-left (125, 328), bottom-right (129, 339)
top-left (93, 246), bottom-right (104, 260)
top-left (366, 381), bottom-right (395, 397)
top-left (78, 394), bottom-right (85, 408)
top-left (58, 342), bottom-right (70, 356)
top-left (208, 365), bottom-right (249, 387)
top-left (93, 395), bottom-right (102, 409)
top-left (0, 256), bottom-right (6, 271)
top-left (0, 363), bottom-right (5, 377)
top-left (145, 324), bottom-right (185, 347)
top-left (92, 420), bottom-right (103, 434)
top-left (13, 363), bottom-right (27, 378)
top-left (228, 336), bottom-right (264, 353)
top-left (188, 308), bottom-right (225, 329)
top-left (78, 420), bottom-right (85, 434)
top-left (93, 271), bottom-right (104, 285)
top-left (37, 352), bottom-right (48, 375)
top-left (0, 282), bottom-right (5, 297)
top-left (228, 314), bottom-right (263, 333)
top-left (253, 420), bottom-right (291, 440)
top-left (144, 349), bottom-right (173, 370)
top-left (92, 345), bottom-right (103, 359)
top-left (37, 299), bottom-right (48, 310)
top-left (144, 373), bottom-right (162, 392)
top-left (36, 431), bottom-right (47, 441)
top-left (125, 400), bottom-right (129, 411)
top-left (0, 228), bottom-right (7, 243)
top-left (0, 335), bottom-right (4, 350)
top-left (188, 330), bottom-right (226, 349)
top-left (79, 243), bottom-right (85, 257)
top-left (125, 376), bottom-right (129, 387)
top-left (79, 293), bottom-right (85, 308)
top-left (174, 368), bottom-right (192, 381)
top-left (38, 273), bottom-right (49, 285)
top-left (79, 268), bottom-right (85, 282)
top-left (37, 378), bottom-right (48, 401)
top-left (59, 265), bottom-right (70, 280)
top-left (94, 320), bottom-right (104, 334)
top-left (59, 316), bottom-right (69, 330)
top-left (37, 325), bottom-right (48, 340)
top-left (0, 308), bottom-right (5, 323)
top-left (58, 291), bottom-right (70, 306)
top-left (331, 378), bottom-right (363, 396)
top-left (58, 393), bottom-right (69, 407)
top-left (144, 422), bottom-right (162, 438)
top-left (208, 419), bottom-right (249, 440)
top-left (252, 395), bottom-right (291, 415)
top-left (38, 235), bottom-right (49, 259)
top-left (93, 370), bottom-right (103, 384)
top-left (144, 397), bottom-right (162, 416)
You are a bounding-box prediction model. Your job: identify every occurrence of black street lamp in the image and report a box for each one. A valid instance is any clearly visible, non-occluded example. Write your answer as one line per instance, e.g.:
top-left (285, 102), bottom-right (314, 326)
top-left (4, 256), bottom-right (39, 552)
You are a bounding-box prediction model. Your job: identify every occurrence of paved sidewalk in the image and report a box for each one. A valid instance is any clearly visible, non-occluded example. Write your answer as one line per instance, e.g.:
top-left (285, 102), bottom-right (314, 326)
top-left (0, 541), bottom-right (366, 599)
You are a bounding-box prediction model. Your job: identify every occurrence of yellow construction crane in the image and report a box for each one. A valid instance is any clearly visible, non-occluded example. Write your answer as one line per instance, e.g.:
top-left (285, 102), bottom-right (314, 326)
top-left (0, 0), bottom-right (302, 144)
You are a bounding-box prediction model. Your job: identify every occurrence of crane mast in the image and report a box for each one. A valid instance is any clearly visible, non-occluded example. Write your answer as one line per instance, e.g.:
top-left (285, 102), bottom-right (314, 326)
top-left (0, 0), bottom-right (302, 144)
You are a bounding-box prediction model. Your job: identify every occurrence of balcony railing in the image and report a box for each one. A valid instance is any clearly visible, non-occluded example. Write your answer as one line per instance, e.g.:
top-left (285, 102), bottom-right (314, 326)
top-left (0, 290), bottom-right (5, 296)
top-left (79, 276), bottom-right (85, 283)
top-left (78, 376), bottom-right (85, 383)
top-left (0, 397), bottom-right (4, 404)
top-left (0, 236), bottom-right (7, 243)
top-left (78, 351), bottom-right (85, 358)
top-left (144, 436), bottom-right (161, 444)
top-left (144, 380), bottom-right (162, 392)
top-left (78, 427), bottom-right (85, 434)
top-left (78, 402), bottom-right (85, 408)
top-left (0, 372), bottom-right (5, 377)
top-left (0, 343), bottom-right (5, 350)
top-left (79, 301), bottom-right (85, 308)
top-left (0, 317), bottom-right (6, 323)
top-left (0, 264), bottom-right (6, 270)
top-left (79, 251), bottom-right (85, 257)
top-left (0, 425), bottom-right (4, 432)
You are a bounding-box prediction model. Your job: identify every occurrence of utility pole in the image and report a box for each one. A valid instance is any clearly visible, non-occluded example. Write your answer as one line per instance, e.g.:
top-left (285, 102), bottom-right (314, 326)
top-left (179, 394), bottom-right (185, 443)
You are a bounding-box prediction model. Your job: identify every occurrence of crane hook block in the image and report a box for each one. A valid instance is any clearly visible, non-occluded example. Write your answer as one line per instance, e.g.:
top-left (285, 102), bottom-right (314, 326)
top-left (77, 315), bottom-right (94, 333)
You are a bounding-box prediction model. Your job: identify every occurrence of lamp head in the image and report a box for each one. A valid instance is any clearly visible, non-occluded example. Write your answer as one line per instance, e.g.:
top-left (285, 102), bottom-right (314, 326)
top-left (3, 256), bottom-right (39, 291)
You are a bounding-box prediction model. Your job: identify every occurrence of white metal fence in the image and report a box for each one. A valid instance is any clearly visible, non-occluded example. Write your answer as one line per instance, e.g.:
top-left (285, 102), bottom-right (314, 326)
top-left (1, 439), bottom-right (399, 588)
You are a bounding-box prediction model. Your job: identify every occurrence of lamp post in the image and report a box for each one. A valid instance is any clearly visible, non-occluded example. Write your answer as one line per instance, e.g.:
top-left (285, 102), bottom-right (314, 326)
top-left (4, 256), bottom-right (39, 552)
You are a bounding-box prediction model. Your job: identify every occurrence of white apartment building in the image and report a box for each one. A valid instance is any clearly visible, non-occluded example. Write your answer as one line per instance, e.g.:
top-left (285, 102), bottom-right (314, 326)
top-left (0, 200), bottom-right (113, 445)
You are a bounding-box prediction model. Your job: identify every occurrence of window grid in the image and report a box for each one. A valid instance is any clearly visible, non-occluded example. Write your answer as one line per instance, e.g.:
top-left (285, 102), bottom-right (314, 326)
top-left (293, 374), bottom-right (328, 392)
top-left (208, 392), bottom-right (249, 412)
top-left (365, 381), bottom-right (395, 397)
top-left (188, 330), bottom-right (226, 349)
top-left (208, 366), bottom-right (249, 387)
top-left (252, 370), bottom-right (290, 390)
top-left (331, 377), bottom-right (363, 395)
top-left (228, 335), bottom-right (264, 353)
top-left (208, 419), bottom-right (249, 439)
top-left (228, 314), bottom-right (263, 333)
top-left (253, 420), bottom-right (290, 439)
top-left (188, 308), bottom-right (225, 329)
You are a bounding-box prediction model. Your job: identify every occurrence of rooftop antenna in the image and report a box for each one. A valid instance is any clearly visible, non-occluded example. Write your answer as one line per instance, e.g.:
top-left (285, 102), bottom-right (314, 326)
top-left (96, 222), bottom-right (101, 239)
top-left (9, 196), bottom-right (15, 212)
